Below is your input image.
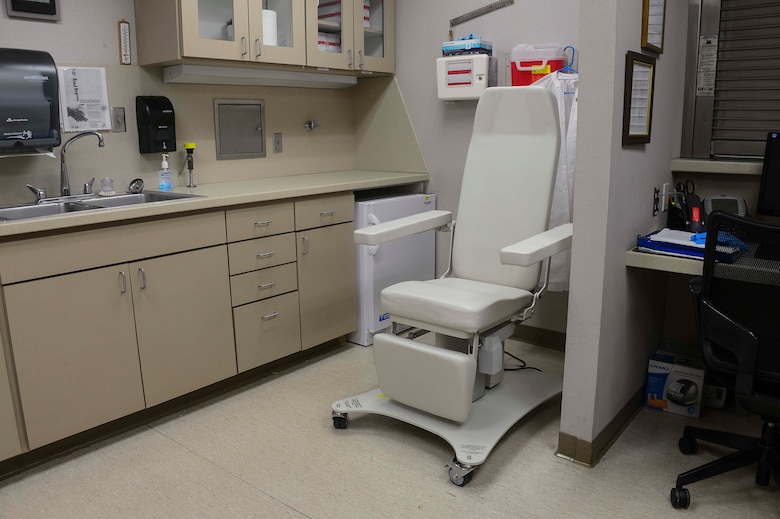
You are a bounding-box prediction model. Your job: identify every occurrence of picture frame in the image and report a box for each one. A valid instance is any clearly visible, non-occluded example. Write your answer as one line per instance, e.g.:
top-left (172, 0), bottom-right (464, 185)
top-left (641, 0), bottom-right (666, 54)
top-left (622, 51), bottom-right (656, 146)
top-left (5, 0), bottom-right (59, 21)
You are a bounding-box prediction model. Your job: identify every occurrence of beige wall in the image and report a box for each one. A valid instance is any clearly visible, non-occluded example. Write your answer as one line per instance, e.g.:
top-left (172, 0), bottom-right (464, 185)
top-left (0, 1), bottom-right (426, 207)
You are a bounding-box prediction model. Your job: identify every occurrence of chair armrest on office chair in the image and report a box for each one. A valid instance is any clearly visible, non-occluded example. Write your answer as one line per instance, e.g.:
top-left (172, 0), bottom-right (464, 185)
top-left (499, 223), bottom-right (573, 266)
top-left (354, 210), bottom-right (453, 246)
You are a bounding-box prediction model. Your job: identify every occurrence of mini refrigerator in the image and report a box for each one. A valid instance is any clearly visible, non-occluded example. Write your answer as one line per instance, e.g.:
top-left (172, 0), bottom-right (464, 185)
top-left (349, 193), bottom-right (437, 346)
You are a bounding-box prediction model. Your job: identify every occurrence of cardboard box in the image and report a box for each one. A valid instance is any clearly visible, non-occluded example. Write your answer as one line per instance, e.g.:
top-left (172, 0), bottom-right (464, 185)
top-left (318, 1), bottom-right (341, 24)
top-left (646, 350), bottom-right (705, 418)
top-left (317, 32), bottom-right (341, 53)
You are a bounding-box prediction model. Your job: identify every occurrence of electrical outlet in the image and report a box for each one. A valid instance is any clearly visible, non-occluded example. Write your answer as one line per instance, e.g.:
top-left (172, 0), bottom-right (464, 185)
top-left (653, 186), bottom-right (660, 216)
top-left (273, 132), bottom-right (283, 153)
top-left (660, 183), bottom-right (670, 212)
top-left (110, 107), bottom-right (126, 132)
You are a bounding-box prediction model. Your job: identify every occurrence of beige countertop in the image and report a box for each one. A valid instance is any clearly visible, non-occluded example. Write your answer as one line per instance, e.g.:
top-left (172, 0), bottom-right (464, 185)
top-left (0, 170), bottom-right (429, 239)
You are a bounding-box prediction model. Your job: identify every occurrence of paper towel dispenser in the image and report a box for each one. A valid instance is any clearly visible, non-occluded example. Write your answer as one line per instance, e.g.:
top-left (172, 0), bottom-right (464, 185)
top-left (136, 96), bottom-right (177, 154)
top-left (0, 47), bottom-right (61, 153)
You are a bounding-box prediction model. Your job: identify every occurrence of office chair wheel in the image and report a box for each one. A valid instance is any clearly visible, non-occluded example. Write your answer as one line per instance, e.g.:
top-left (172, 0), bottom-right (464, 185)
top-left (670, 487), bottom-right (690, 509)
top-left (448, 467), bottom-right (473, 487)
top-left (678, 436), bottom-right (698, 455)
top-left (332, 412), bottom-right (349, 429)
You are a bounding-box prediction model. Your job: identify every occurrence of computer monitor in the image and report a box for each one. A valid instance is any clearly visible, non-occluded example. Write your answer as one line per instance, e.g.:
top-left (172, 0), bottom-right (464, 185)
top-left (757, 132), bottom-right (780, 216)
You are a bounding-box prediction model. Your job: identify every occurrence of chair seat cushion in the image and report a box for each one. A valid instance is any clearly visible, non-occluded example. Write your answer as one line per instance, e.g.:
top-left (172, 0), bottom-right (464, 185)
top-left (381, 278), bottom-right (534, 334)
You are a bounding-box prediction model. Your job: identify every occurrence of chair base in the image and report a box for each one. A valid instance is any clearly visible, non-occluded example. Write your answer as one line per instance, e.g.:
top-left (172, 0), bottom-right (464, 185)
top-left (670, 421), bottom-right (780, 509)
top-left (331, 368), bottom-right (562, 485)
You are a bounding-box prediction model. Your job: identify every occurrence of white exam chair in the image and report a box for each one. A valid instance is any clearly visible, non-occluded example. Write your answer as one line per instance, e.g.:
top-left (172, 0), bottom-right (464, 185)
top-left (331, 87), bottom-right (572, 486)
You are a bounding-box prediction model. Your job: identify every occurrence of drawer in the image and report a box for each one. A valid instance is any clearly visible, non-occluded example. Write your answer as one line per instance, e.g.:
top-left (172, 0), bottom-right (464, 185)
top-left (294, 193), bottom-right (354, 230)
top-left (233, 291), bottom-right (301, 372)
top-left (226, 202), bottom-right (295, 242)
top-left (230, 262), bottom-right (297, 307)
top-left (228, 233), bottom-right (296, 275)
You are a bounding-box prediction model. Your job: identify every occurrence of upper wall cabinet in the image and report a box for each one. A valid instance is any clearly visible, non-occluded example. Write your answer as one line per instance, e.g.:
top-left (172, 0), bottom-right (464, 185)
top-left (305, 0), bottom-right (394, 73)
top-left (136, 0), bottom-right (393, 73)
top-left (136, 0), bottom-right (307, 66)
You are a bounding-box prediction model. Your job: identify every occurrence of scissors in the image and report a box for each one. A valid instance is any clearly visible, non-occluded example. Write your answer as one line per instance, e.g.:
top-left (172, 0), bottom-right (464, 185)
top-left (676, 179), bottom-right (696, 196)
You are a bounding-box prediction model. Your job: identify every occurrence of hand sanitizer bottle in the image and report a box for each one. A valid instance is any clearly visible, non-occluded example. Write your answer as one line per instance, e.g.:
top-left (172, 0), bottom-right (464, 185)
top-left (158, 153), bottom-right (172, 191)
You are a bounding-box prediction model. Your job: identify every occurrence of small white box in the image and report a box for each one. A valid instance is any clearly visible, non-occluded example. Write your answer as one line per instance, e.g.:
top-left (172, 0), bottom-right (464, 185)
top-left (646, 350), bottom-right (705, 418)
top-left (318, 32), bottom-right (341, 53)
top-left (363, 0), bottom-right (371, 28)
top-left (436, 54), bottom-right (495, 101)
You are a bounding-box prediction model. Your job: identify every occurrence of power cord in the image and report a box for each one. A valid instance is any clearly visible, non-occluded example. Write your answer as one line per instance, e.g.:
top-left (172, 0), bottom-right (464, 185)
top-left (503, 350), bottom-right (542, 372)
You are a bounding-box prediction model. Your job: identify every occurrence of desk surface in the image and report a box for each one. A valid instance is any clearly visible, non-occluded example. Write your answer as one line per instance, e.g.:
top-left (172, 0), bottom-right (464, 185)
top-left (625, 249), bottom-right (703, 276)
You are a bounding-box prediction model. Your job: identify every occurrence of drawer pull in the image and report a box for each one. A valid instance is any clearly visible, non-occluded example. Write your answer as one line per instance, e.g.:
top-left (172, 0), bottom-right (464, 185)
top-left (258, 281), bottom-right (276, 289)
top-left (256, 251), bottom-right (275, 258)
top-left (254, 219), bottom-right (272, 226)
top-left (320, 210), bottom-right (336, 217)
top-left (119, 271), bottom-right (127, 294)
top-left (261, 311), bottom-right (279, 320)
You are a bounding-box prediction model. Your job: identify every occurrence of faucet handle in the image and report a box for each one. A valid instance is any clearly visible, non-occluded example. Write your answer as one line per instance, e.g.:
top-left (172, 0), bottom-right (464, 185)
top-left (83, 177), bottom-right (95, 195)
top-left (26, 184), bottom-right (47, 201)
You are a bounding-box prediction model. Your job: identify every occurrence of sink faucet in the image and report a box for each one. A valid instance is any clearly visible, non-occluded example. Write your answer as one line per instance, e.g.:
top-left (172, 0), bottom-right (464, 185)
top-left (60, 131), bottom-right (104, 196)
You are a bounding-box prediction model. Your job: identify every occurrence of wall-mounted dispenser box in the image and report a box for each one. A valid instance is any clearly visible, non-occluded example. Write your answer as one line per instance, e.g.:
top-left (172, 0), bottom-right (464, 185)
top-left (136, 96), bottom-right (176, 154)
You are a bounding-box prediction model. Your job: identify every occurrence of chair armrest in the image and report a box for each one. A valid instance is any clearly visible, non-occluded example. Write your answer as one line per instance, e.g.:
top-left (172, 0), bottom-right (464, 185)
top-left (354, 210), bottom-right (453, 246)
top-left (500, 223), bottom-right (573, 267)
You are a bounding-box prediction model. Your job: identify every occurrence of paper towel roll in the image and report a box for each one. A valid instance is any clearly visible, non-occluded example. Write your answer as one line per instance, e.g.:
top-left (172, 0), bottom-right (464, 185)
top-left (262, 10), bottom-right (278, 46)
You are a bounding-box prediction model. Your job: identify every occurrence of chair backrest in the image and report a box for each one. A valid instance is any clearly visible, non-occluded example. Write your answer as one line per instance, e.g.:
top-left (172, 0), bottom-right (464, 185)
top-left (451, 87), bottom-right (560, 289)
top-left (698, 211), bottom-right (780, 413)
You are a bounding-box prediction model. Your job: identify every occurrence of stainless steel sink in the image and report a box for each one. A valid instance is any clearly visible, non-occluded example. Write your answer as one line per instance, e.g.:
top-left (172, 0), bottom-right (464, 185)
top-left (0, 191), bottom-right (203, 222)
top-left (83, 191), bottom-right (202, 208)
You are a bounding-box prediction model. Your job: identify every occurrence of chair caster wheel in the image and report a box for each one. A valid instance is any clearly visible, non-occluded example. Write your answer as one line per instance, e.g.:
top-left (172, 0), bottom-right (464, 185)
top-left (678, 436), bottom-right (698, 455)
top-left (332, 412), bottom-right (348, 429)
top-left (448, 467), bottom-right (473, 487)
top-left (670, 487), bottom-right (690, 509)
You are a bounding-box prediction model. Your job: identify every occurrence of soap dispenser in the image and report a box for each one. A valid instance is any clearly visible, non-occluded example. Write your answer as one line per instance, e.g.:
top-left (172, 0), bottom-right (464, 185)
top-left (158, 153), bottom-right (172, 191)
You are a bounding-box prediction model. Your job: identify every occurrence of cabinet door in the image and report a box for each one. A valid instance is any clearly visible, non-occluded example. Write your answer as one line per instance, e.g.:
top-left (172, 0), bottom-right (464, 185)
top-left (180, 0), bottom-right (251, 61)
top-left (354, 0), bottom-right (394, 73)
top-left (305, 0), bottom-right (355, 70)
top-left (0, 336), bottom-right (21, 461)
top-left (248, 0), bottom-right (307, 65)
top-left (297, 222), bottom-right (358, 349)
top-left (5, 266), bottom-right (144, 450)
top-left (132, 246), bottom-right (236, 407)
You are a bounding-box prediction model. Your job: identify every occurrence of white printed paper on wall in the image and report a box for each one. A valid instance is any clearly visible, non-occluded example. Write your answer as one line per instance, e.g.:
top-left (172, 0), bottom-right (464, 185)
top-left (58, 67), bottom-right (111, 132)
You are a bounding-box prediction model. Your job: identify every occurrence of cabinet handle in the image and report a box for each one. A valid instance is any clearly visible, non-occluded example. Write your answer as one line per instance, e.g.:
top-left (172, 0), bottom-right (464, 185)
top-left (138, 267), bottom-right (147, 289)
top-left (255, 38), bottom-right (262, 57)
top-left (258, 281), bottom-right (276, 289)
top-left (301, 236), bottom-right (309, 255)
top-left (359, 50), bottom-right (364, 68)
top-left (256, 251), bottom-right (275, 258)
top-left (261, 311), bottom-right (279, 320)
top-left (320, 210), bottom-right (335, 217)
top-left (348, 49), bottom-right (353, 67)
top-left (119, 271), bottom-right (127, 294)
top-left (254, 219), bottom-right (272, 226)
top-left (241, 36), bottom-right (248, 56)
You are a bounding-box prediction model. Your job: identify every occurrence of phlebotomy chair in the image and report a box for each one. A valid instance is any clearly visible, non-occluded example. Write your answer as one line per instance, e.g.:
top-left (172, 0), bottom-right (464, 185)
top-left (331, 86), bottom-right (572, 486)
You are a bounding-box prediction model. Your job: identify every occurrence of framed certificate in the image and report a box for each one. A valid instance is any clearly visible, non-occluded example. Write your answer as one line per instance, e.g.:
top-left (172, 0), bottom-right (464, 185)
top-left (641, 0), bottom-right (666, 54)
top-left (5, 0), bottom-right (59, 21)
top-left (622, 51), bottom-right (657, 145)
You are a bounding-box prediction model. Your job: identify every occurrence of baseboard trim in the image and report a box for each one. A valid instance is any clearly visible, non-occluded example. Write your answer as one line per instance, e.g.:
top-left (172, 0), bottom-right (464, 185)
top-left (556, 385), bottom-right (645, 466)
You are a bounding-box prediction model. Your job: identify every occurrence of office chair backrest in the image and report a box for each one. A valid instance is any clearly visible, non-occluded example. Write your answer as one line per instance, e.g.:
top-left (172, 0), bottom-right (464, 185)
top-left (451, 87), bottom-right (560, 289)
top-left (700, 211), bottom-right (780, 394)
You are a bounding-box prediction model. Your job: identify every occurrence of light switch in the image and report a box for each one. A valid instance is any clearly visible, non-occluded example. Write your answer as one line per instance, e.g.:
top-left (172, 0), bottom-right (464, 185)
top-left (110, 107), bottom-right (126, 132)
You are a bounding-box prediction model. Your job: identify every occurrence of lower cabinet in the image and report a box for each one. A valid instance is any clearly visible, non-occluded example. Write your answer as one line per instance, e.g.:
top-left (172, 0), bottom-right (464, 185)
top-left (132, 246), bottom-right (236, 407)
top-left (4, 264), bottom-right (146, 450)
top-left (0, 336), bottom-right (22, 461)
top-left (297, 222), bottom-right (358, 350)
top-left (3, 245), bottom-right (236, 449)
top-left (234, 291), bottom-right (302, 372)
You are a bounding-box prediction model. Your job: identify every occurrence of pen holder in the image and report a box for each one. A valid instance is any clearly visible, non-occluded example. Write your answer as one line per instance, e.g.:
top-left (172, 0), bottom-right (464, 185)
top-left (667, 202), bottom-right (687, 230)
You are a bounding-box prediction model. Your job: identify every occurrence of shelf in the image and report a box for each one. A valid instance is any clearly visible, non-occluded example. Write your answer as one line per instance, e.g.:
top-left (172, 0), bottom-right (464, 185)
top-left (625, 249), bottom-right (702, 276)
top-left (671, 158), bottom-right (762, 176)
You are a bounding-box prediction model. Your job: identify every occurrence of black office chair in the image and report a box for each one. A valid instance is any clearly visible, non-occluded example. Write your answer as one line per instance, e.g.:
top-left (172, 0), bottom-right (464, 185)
top-left (670, 211), bottom-right (780, 509)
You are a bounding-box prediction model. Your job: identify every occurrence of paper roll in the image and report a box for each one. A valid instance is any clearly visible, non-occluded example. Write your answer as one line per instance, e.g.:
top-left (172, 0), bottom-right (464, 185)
top-left (262, 10), bottom-right (278, 46)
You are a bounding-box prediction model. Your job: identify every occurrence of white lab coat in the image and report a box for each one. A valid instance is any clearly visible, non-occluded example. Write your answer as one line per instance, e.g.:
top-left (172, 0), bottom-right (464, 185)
top-left (532, 71), bottom-right (578, 292)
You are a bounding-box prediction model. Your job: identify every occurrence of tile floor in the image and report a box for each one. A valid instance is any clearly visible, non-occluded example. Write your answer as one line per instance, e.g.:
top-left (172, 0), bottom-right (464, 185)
top-left (0, 340), bottom-right (777, 518)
